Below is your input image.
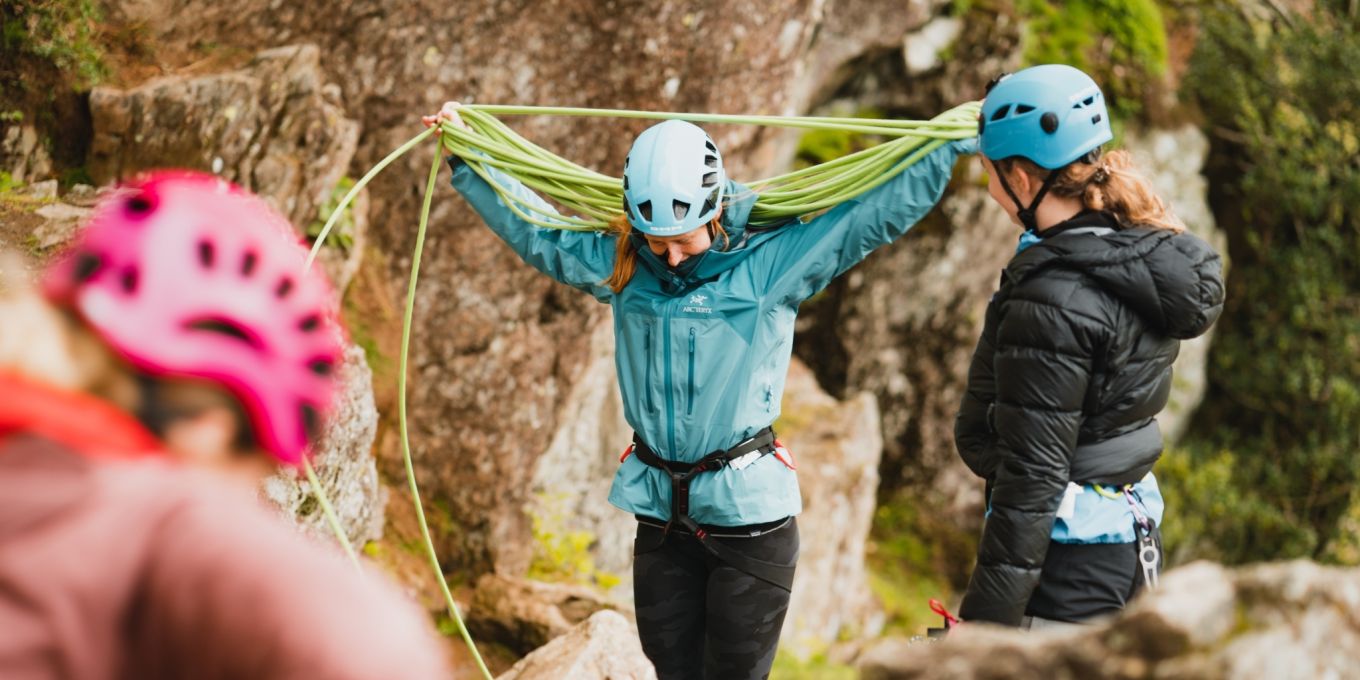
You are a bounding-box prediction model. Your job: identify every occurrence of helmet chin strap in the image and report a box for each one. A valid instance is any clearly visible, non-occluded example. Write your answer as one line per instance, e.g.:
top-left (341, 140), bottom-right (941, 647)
top-left (997, 167), bottom-right (1059, 235)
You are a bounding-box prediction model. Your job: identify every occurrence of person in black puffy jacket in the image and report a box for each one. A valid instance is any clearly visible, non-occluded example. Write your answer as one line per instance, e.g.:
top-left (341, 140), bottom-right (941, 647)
top-left (953, 65), bottom-right (1225, 628)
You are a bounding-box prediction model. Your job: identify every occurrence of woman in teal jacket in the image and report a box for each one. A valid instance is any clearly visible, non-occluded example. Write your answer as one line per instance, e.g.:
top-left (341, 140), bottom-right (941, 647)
top-left (427, 102), bottom-right (972, 680)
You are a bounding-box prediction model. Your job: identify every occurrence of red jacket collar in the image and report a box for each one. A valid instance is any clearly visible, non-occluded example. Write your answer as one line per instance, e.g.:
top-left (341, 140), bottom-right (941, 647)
top-left (0, 371), bottom-right (163, 461)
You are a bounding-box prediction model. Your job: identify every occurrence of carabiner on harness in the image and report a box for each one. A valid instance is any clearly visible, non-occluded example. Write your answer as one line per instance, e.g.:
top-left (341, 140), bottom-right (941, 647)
top-left (1124, 487), bottom-right (1160, 591)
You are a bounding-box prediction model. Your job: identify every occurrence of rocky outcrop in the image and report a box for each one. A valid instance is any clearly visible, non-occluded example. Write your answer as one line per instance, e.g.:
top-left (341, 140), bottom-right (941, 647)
top-left (262, 341), bottom-right (385, 548)
top-left (87, 44), bottom-right (359, 230)
top-left (527, 318), bottom-right (633, 577)
top-left (495, 610), bottom-right (656, 680)
top-left (0, 124), bottom-right (54, 185)
top-left (859, 560), bottom-right (1360, 680)
top-left (467, 573), bottom-right (617, 658)
top-left (780, 358), bottom-right (886, 652)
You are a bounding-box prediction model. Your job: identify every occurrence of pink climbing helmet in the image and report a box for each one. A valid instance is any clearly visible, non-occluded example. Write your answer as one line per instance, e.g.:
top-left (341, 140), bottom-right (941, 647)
top-left (44, 170), bottom-right (344, 465)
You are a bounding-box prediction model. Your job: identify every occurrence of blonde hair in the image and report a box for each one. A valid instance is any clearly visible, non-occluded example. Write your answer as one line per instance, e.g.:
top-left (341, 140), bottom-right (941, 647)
top-left (603, 213), bottom-right (730, 293)
top-left (998, 150), bottom-right (1184, 232)
top-left (0, 251), bottom-right (116, 391)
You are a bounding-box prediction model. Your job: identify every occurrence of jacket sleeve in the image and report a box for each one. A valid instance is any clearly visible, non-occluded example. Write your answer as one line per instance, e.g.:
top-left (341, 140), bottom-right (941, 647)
top-left (130, 480), bottom-right (452, 679)
top-left (450, 160), bottom-right (616, 302)
top-left (756, 139), bottom-right (973, 304)
top-left (955, 306), bottom-right (1001, 480)
top-left (957, 295), bottom-right (1103, 626)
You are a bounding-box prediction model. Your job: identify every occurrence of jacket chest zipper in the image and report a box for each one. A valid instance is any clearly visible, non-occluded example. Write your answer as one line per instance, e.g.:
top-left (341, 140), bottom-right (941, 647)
top-left (643, 325), bottom-right (655, 412)
top-left (687, 328), bottom-right (696, 416)
top-left (663, 302), bottom-right (677, 456)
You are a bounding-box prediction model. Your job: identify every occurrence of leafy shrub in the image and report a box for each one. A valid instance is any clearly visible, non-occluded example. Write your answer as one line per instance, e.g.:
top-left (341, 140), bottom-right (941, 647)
top-left (1176, 0), bottom-right (1360, 563)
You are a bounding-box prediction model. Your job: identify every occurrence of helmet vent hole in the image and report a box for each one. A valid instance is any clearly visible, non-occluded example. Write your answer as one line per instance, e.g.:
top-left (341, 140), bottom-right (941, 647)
top-left (185, 317), bottom-right (263, 349)
top-left (126, 195), bottom-right (154, 216)
top-left (623, 175), bottom-right (629, 191)
top-left (1092, 113), bottom-right (1103, 124)
top-left (308, 358), bottom-right (334, 376)
top-left (298, 314), bottom-right (322, 333)
top-left (702, 172), bottom-right (718, 188)
top-left (704, 154), bottom-right (718, 168)
top-left (1040, 112), bottom-right (1060, 134)
top-left (990, 105), bottom-right (1012, 121)
top-left (672, 201), bottom-right (690, 221)
top-left (704, 140), bottom-right (717, 154)
top-left (74, 252), bottom-right (103, 282)
top-left (198, 240), bottom-right (215, 269)
top-left (1014, 104), bottom-right (1035, 114)
top-left (701, 187), bottom-right (719, 215)
top-left (275, 277), bottom-right (294, 299)
top-left (638, 200), bottom-right (652, 222)
top-left (120, 266), bottom-right (139, 294)
top-left (299, 402), bottom-right (321, 441)
top-left (1083, 96), bottom-right (1096, 106)
top-left (241, 251), bottom-right (258, 277)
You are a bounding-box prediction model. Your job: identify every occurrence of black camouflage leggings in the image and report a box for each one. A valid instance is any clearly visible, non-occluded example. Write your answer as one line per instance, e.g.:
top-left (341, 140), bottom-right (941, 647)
top-left (633, 517), bottom-right (799, 680)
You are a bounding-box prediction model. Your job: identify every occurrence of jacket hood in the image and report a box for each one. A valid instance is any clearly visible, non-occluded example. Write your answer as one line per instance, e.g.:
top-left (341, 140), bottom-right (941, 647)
top-left (632, 179), bottom-right (769, 294)
top-left (1007, 213), bottom-right (1225, 339)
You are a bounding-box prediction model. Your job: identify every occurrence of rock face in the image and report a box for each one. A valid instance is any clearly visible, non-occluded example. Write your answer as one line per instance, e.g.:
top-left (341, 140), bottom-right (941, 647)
top-left (780, 358), bottom-right (886, 652)
top-left (527, 318), bottom-right (633, 578)
top-left (262, 341), bottom-right (385, 548)
top-left (858, 560), bottom-right (1360, 680)
top-left (0, 124), bottom-right (54, 185)
top-left (495, 610), bottom-right (656, 680)
top-left (87, 44), bottom-right (359, 230)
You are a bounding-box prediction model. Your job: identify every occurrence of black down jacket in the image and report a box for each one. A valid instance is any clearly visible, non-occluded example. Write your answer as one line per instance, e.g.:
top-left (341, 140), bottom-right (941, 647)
top-left (954, 211), bottom-right (1224, 626)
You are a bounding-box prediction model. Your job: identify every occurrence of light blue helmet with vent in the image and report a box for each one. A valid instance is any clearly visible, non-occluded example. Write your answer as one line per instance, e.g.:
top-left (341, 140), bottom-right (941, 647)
top-left (623, 120), bottom-right (725, 237)
top-left (979, 64), bottom-right (1113, 170)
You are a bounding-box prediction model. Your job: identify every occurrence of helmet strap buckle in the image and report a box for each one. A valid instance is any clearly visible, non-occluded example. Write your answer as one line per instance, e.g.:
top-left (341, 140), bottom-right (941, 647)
top-left (997, 164), bottom-right (1059, 235)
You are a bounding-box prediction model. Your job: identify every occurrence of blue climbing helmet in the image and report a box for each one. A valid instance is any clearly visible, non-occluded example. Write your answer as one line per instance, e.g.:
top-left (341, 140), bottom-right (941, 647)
top-left (623, 120), bottom-right (725, 237)
top-left (979, 64), bottom-right (1113, 169)
top-left (980, 64), bottom-right (1113, 234)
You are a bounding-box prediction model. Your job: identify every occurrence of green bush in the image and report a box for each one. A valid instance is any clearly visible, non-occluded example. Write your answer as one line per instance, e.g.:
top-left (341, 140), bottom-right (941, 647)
top-left (0, 0), bottom-right (105, 90)
top-left (1018, 0), bottom-right (1170, 120)
top-left (1176, 0), bottom-right (1360, 563)
top-left (866, 499), bottom-right (976, 635)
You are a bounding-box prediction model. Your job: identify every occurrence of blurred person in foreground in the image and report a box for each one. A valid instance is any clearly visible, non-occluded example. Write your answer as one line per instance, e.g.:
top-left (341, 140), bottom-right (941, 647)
top-left (0, 171), bottom-right (451, 679)
top-left (953, 65), bottom-right (1224, 629)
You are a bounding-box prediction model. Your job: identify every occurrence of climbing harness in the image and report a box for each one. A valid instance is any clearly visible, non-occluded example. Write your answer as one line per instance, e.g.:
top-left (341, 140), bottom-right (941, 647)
top-left (299, 102), bottom-right (981, 679)
top-left (626, 427), bottom-right (796, 592)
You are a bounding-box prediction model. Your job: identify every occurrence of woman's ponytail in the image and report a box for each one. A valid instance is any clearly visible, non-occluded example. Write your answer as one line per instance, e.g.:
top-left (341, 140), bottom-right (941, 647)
top-left (1000, 150), bottom-right (1184, 232)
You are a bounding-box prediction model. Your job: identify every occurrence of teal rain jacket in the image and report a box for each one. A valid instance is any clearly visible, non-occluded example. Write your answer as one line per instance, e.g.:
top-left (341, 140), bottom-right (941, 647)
top-left (450, 139), bottom-right (973, 526)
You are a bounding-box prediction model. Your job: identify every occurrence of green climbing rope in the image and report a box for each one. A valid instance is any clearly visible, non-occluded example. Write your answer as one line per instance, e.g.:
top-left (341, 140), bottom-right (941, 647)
top-left (435, 102), bottom-right (981, 231)
top-left (309, 102), bottom-right (979, 255)
top-left (400, 141), bottom-right (495, 680)
top-left (302, 457), bottom-right (361, 570)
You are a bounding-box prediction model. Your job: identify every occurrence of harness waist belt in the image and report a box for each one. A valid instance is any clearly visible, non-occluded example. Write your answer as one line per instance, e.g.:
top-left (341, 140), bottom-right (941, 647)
top-left (629, 427), bottom-right (795, 592)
